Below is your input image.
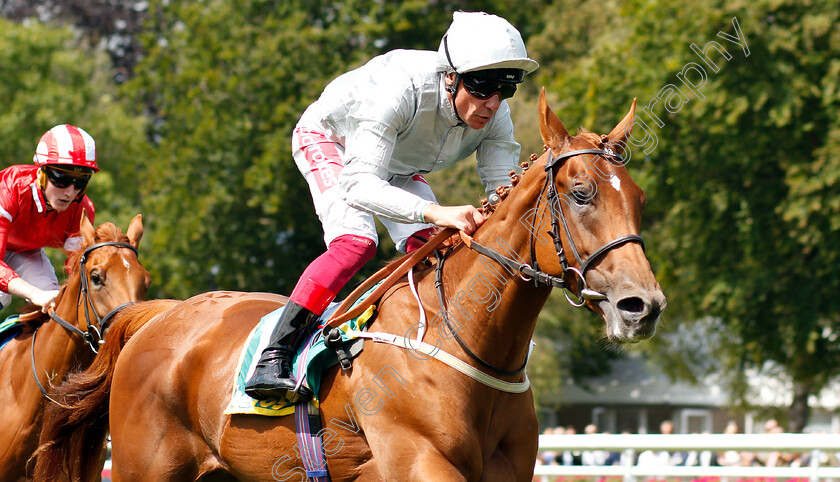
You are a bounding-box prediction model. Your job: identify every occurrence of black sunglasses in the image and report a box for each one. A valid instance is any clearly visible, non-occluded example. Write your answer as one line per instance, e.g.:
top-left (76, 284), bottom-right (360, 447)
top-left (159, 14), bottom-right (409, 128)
top-left (45, 168), bottom-right (91, 190)
top-left (461, 75), bottom-right (517, 100)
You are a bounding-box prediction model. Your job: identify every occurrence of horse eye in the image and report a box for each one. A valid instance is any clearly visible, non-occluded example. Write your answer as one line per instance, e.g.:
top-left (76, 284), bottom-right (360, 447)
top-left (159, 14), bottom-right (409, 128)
top-left (90, 272), bottom-right (103, 287)
top-left (572, 189), bottom-right (591, 206)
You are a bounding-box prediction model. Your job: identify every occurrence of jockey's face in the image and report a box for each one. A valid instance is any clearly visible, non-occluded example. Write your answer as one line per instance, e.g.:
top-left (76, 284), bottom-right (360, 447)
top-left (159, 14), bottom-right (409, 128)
top-left (43, 176), bottom-right (83, 212)
top-left (445, 72), bottom-right (503, 130)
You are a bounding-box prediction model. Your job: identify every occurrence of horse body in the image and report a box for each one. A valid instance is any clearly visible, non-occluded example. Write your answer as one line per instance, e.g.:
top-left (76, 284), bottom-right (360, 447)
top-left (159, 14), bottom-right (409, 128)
top-left (36, 91), bottom-right (665, 481)
top-left (0, 215), bottom-right (148, 481)
top-left (108, 292), bottom-right (288, 480)
top-left (105, 285), bottom-right (542, 481)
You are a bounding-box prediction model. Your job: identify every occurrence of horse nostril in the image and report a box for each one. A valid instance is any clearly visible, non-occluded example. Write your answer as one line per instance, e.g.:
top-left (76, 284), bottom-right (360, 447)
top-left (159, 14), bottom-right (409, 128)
top-left (617, 296), bottom-right (646, 315)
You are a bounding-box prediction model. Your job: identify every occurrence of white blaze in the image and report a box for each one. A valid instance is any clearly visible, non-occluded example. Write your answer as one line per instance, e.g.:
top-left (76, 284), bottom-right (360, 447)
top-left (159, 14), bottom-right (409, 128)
top-left (610, 173), bottom-right (621, 192)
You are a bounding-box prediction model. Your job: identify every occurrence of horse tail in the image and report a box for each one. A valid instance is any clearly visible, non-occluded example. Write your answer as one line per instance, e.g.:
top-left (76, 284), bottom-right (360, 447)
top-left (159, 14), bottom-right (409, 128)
top-left (32, 299), bottom-right (179, 481)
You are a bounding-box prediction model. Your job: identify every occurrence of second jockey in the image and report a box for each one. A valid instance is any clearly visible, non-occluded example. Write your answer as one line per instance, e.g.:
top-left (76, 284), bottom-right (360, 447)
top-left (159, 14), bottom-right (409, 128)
top-left (0, 124), bottom-right (98, 311)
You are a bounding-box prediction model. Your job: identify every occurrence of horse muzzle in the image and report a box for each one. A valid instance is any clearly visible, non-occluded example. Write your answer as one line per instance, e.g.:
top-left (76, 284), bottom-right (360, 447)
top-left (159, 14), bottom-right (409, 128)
top-left (597, 287), bottom-right (666, 343)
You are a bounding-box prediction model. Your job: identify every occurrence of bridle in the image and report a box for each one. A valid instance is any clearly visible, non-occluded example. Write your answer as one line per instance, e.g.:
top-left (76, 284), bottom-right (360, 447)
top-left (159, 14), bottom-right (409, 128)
top-left (538, 147), bottom-right (645, 305)
top-left (46, 241), bottom-right (138, 352)
top-left (31, 241), bottom-right (138, 405)
top-left (434, 147), bottom-right (645, 375)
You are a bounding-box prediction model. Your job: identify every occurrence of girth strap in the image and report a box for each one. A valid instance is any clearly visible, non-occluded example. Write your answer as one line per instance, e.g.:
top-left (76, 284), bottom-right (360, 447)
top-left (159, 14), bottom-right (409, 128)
top-left (294, 403), bottom-right (330, 481)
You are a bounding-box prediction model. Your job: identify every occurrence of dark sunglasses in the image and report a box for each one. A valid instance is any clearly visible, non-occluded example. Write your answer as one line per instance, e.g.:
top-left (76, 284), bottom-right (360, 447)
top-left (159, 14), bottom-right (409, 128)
top-left (45, 168), bottom-right (91, 190)
top-left (461, 75), bottom-right (518, 100)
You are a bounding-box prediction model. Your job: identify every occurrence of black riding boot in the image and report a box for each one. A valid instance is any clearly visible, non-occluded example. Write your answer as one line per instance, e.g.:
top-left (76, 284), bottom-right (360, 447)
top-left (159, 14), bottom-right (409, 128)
top-left (244, 301), bottom-right (316, 402)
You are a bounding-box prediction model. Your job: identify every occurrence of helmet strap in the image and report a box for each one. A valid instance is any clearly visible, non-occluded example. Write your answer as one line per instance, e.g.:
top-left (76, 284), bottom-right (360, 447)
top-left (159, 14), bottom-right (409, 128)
top-left (443, 35), bottom-right (457, 72)
top-left (37, 168), bottom-right (47, 192)
top-left (447, 73), bottom-right (466, 124)
top-left (35, 169), bottom-right (55, 210)
top-left (442, 35), bottom-right (466, 124)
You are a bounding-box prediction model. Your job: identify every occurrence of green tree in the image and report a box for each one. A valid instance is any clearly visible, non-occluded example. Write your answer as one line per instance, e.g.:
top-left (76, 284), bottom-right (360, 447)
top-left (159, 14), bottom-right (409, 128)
top-left (1, 0), bottom-right (614, 416)
top-left (529, 0), bottom-right (840, 432)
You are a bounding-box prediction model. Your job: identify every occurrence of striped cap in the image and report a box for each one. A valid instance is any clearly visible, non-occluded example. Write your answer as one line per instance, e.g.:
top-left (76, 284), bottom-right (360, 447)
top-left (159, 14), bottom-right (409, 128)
top-left (33, 124), bottom-right (99, 172)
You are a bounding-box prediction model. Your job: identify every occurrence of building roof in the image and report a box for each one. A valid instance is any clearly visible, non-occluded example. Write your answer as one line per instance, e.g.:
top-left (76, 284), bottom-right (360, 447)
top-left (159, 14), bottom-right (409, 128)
top-left (553, 354), bottom-right (840, 410)
top-left (555, 355), bottom-right (730, 406)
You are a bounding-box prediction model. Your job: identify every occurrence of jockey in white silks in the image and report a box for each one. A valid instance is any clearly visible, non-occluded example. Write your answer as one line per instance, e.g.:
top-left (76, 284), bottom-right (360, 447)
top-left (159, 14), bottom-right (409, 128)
top-left (246, 11), bottom-right (539, 402)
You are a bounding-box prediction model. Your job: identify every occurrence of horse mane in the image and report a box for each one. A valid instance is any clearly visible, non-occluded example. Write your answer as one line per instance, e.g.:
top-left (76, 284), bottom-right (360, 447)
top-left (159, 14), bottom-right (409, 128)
top-left (64, 222), bottom-right (129, 276)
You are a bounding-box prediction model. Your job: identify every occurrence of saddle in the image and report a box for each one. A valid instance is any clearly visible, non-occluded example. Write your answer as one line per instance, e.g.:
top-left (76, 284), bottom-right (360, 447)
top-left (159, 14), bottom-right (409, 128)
top-left (225, 288), bottom-right (379, 417)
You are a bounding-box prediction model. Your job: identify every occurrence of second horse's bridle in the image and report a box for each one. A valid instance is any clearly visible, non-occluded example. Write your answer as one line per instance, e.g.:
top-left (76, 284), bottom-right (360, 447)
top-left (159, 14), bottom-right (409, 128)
top-left (47, 241), bottom-right (139, 352)
top-left (31, 241), bottom-right (138, 405)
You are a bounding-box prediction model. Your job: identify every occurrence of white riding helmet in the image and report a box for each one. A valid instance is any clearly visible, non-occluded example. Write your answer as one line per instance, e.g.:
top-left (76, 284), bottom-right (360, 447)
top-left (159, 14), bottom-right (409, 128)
top-left (438, 11), bottom-right (539, 76)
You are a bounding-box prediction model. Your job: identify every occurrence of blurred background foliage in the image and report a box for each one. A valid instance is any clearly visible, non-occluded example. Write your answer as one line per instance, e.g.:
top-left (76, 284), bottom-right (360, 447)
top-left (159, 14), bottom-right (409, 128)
top-left (1, 0), bottom-right (838, 431)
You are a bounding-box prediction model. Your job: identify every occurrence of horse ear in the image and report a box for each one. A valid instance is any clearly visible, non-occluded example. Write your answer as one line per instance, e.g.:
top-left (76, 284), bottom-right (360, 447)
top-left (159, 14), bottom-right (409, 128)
top-left (80, 210), bottom-right (95, 243)
top-left (126, 214), bottom-right (144, 248)
top-left (539, 87), bottom-right (570, 149)
top-left (607, 98), bottom-right (637, 152)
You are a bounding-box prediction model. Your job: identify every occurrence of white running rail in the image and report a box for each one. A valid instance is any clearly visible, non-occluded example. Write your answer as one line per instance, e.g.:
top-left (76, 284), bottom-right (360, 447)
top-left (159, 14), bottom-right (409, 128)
top-left (535, 433), bottom-right (840, 482)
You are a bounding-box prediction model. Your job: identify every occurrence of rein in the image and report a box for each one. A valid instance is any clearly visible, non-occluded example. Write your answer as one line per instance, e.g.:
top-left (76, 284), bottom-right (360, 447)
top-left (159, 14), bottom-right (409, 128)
top-left (433, 249), bottom-right (528, 376)
top-left (326, 228), bottom-right (459, 327)
top-left (30, 241), bottom-right (138, 406)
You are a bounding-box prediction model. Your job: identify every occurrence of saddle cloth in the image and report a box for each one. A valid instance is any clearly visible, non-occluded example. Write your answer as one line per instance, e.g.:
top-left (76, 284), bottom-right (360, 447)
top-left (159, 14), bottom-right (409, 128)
top-left (225, 287), bottom-right (378, 417)
top-left (0, 315), bottom-right (22, 352)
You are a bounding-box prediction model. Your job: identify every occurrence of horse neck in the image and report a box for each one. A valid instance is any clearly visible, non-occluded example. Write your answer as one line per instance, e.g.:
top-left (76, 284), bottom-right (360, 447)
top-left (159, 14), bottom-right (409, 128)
top-left (426, 181), bottom-right (553, 374)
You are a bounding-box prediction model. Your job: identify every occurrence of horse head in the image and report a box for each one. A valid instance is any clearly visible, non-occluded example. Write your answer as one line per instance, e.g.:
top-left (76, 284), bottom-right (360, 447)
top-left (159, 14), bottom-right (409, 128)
top-left (62, 214), bottom-right (151, 338)
top-left (528, 88), bottom-right (666, 342)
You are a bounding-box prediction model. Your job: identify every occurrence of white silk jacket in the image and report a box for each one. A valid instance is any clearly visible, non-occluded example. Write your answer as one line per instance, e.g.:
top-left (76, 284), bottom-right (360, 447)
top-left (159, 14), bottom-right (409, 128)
top-left (297, 49), bottom-right (520, 224)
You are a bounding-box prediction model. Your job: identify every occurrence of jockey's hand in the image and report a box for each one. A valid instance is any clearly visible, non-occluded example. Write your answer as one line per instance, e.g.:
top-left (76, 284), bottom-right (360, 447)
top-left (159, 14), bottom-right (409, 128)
top-left (8, 277), bottom-right (59, 312)
top-left (30, 289), bottom-right (59, 312)
top-left (422, 204), bottom-right (485, 235)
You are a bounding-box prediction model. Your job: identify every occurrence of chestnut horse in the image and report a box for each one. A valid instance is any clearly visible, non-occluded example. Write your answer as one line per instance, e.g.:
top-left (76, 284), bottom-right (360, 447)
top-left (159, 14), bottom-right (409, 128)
top-left (0, 214), bottom-right (149, 481)
top-left (36, 90), bottom-right (665, 481)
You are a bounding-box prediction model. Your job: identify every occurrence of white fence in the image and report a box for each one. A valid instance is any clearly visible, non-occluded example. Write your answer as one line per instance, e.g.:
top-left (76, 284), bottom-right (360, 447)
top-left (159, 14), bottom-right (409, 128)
top-left (535, 434), bottom-right (840, 482)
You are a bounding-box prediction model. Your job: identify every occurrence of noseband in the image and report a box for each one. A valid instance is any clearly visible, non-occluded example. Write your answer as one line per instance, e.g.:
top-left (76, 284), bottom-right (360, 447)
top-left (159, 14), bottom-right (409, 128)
top-left (31, 241), bottom-right (138, 405)
top-left (46, 241), bottom-right (139, 352)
